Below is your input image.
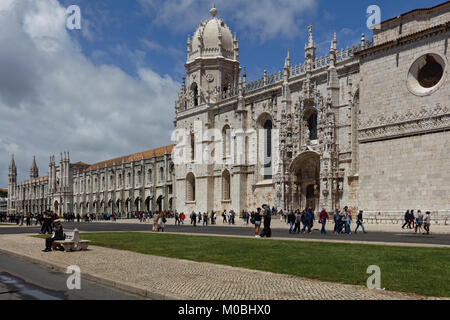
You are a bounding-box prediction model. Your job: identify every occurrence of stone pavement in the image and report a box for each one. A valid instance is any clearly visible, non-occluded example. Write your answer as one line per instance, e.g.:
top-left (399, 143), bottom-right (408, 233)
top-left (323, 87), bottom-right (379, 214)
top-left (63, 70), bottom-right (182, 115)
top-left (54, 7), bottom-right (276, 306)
top-left (0, 234), bottom-right (445, 300)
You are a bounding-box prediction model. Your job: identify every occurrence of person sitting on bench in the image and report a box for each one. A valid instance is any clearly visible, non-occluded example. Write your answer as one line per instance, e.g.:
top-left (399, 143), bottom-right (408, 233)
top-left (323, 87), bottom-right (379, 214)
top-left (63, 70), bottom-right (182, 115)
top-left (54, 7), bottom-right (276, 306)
top-left (43, 220), bottom-right (65, 252)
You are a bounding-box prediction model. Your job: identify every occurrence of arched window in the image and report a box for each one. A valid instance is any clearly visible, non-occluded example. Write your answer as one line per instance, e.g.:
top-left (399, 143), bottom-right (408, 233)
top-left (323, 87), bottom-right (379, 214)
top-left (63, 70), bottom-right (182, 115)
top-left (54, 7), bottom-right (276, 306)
top-left (308, 113), bottom-right (318, 140)
top-left (147, 169), bottom-right (152, 183)
top-left (222, 170), bottom-right (230, 201)
top-left (137, 171), bottom-right (141, 184)
top-left (127, 172), bottom-right (131, 186)
top-left (190, 132), bottom-right (195, 161)
top-left (186, 173), bottom-right (195, 202)
top-left (102, 176), bottom-right (105, 190)
top-left (263, 120), bottom-right (273, 179)
top-left (160, 167), bottom-right (164, 182)
top-left (191, 83), bottom-right (199, 107)
top-left (118, 174), bottom-right (122, 187)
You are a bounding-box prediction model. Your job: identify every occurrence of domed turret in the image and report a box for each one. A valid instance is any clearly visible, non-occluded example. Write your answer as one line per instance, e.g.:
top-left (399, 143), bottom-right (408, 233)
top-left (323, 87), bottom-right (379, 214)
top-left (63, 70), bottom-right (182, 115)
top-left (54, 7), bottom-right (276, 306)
top-left (179, 4), bottom-right (241, 110)
top-left (188, 4), bottom-right (238, 62)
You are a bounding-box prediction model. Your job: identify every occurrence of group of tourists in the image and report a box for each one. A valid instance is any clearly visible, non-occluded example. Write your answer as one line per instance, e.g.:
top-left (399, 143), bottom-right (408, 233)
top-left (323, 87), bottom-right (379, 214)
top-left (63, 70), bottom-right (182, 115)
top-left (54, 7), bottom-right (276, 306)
top-left (281, 206), bottom-right (366, 235)
top-left (402, 209), bottom-right (432, 235)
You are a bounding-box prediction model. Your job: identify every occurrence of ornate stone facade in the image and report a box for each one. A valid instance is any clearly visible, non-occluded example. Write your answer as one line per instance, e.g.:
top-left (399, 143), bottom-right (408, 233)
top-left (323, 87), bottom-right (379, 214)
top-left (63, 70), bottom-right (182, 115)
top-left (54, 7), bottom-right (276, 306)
top-left (173, 3), bottom-right (449, 215)
top-left (8, 147), bottom-right (174, 216)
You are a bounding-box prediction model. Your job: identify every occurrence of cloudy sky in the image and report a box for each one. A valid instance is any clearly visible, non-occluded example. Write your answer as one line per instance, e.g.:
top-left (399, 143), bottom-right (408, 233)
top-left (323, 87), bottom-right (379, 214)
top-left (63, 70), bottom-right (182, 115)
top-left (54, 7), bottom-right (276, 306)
top-left (0, 0), bottom-right (444, 187)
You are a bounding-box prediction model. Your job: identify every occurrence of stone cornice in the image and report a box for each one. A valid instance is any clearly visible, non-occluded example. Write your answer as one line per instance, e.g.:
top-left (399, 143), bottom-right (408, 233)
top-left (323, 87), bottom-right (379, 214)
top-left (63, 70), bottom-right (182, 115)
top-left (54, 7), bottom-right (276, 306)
top-left (359, 104), bottom-right (450, 143)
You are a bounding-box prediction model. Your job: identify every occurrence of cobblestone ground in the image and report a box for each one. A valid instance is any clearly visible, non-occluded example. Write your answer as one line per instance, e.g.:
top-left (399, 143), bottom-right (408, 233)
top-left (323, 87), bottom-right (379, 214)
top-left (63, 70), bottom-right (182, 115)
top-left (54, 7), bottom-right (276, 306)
top-left (0, 234), bottom-right (442, 300)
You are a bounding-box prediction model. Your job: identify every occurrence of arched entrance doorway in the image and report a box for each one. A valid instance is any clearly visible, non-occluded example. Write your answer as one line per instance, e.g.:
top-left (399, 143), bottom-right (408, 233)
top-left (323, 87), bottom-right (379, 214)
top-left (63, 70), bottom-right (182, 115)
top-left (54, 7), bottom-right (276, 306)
top-left (54, 201), bottom-right (59, 214)
top-left (289, 152), bottom-right (320, 211)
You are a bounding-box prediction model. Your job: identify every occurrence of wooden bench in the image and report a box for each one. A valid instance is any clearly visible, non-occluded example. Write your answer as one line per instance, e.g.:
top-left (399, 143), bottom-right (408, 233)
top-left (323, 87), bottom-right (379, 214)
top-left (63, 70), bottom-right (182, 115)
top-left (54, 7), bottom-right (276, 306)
top-left (52, 229), bottom-right (90, 252)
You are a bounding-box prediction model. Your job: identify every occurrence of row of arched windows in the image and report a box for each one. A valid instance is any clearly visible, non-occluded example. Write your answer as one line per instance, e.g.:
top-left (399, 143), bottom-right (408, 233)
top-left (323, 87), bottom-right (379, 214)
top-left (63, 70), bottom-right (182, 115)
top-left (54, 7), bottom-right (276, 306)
top-left (185, 170), bottom-right (231, 202)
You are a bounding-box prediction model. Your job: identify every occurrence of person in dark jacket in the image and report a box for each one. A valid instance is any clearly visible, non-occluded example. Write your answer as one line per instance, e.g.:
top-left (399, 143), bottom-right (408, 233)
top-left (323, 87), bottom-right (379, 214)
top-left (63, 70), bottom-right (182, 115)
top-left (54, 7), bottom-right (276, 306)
top-left (260, 205), bottom-right (272, 238)
top-left (293, 210), bottom-right (302, 234)
top-left (43, 220), bottom-right (65, 252)
top-left (402, 210), bottom-right (410, 229)
top-left (301, 210), bottom-right (308, 233)
top-left (305, 208), bottom-right (315, 233)
top-left (354, 210), bottom-right (367, 234)
top-left (287, 211), bottom-right (296, 234)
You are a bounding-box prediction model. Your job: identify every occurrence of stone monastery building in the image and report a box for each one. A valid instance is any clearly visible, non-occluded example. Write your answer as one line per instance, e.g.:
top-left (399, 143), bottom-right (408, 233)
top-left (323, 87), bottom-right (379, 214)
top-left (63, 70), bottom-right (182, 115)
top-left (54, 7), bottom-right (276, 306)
top-left (7, 2), bottom-right (450, 217)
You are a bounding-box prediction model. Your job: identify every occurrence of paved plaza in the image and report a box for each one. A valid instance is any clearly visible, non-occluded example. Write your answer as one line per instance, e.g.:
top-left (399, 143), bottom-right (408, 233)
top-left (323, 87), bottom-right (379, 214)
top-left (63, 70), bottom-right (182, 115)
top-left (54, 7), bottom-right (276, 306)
top-left (0, 233), bottom-right (447, 300)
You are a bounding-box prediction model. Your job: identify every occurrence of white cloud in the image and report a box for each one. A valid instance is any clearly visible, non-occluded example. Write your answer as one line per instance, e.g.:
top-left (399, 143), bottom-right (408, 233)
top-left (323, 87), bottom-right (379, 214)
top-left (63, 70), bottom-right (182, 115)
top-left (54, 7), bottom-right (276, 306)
top-left (139, 0), bottom-right (317, 42)
top-left (0, 0), bottom-right (179, 186)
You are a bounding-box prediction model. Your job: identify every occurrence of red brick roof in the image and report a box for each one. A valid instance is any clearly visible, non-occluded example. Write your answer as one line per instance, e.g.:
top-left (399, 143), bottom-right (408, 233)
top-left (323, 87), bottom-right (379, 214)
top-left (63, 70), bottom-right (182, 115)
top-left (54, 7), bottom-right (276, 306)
top-left (85, 145), bottom-right (174, 171)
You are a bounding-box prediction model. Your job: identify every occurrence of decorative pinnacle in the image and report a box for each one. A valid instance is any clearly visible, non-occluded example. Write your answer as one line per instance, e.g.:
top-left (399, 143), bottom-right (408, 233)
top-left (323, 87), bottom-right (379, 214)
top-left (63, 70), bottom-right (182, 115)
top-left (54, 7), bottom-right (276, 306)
top-left (308, 24), bottom-right (314, 47)
top-left (285, 49), bottom-right (291, 68)
top-left (210, 3), bottom-right (217, 17)
top-left (331, 31), bottom-right (337, 51)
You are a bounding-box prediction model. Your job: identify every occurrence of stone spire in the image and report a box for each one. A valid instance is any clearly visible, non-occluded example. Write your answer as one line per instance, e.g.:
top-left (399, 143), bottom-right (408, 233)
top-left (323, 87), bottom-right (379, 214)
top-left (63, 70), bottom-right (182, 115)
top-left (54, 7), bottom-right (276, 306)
top-left (284, 49), bottom-right (291, 69)
top-left (30, 156), bottom-right (38, 179)
top-left (304, 24), bottom-right (316, 71)
top-left (327, 31), bottom-right (339, 106)
top-left (9, 154), bottom-right (16, 170)
top-left (329, 31), bottom-right (337, 68)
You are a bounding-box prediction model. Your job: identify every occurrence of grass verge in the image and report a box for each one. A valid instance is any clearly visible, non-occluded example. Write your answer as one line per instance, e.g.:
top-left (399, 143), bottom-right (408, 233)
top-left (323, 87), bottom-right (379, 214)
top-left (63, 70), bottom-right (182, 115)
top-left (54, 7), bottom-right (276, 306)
top-left (65, 232), bottom-right (450, 298)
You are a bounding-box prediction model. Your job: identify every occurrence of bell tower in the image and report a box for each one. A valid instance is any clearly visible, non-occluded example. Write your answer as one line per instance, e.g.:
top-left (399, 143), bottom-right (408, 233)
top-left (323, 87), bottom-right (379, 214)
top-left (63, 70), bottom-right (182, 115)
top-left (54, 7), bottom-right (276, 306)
top-left (8, 155), bottom-right (17, 214)
top-left (183, 4), bottom-right (240, 108)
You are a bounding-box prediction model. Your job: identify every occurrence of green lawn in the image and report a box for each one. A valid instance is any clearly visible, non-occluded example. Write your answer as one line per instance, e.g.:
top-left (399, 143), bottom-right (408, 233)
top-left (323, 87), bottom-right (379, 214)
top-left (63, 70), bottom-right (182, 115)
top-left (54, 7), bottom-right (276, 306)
top-left (72, 232), bottom-right (450, 297)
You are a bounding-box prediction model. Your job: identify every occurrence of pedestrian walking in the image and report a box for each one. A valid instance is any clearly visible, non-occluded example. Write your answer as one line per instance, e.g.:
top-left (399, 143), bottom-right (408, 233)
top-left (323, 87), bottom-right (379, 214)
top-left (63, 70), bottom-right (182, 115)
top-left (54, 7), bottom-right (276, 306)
top-left (288, 210), bottom-right (296, 234)
top-left (293, 210), bottom-right (301, 234)
top-left (203, 212), bottom-right (208, 227)
top-left (319, 208), bottom-right (328, 234)
top-left (415, 210), bottom-right (424, 234)
top-left (301, 210), bottom-right (308, 233)
top-left (423, 211), bottom-right (431, 235)
top-left (305, 208), bottom-right (315, 233)
top-left (354, 210), bottom-right (366, 234)
top-left (222, 210), bottom-right (227, 224)
top-left (402, 210), bottom-right (411, 229)
top-left (152, 211), bottom-right (160, 232)
top-left (333, 208), bottom-right (340, 234)
top-left (260, 204), bottom-right (272, 238)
